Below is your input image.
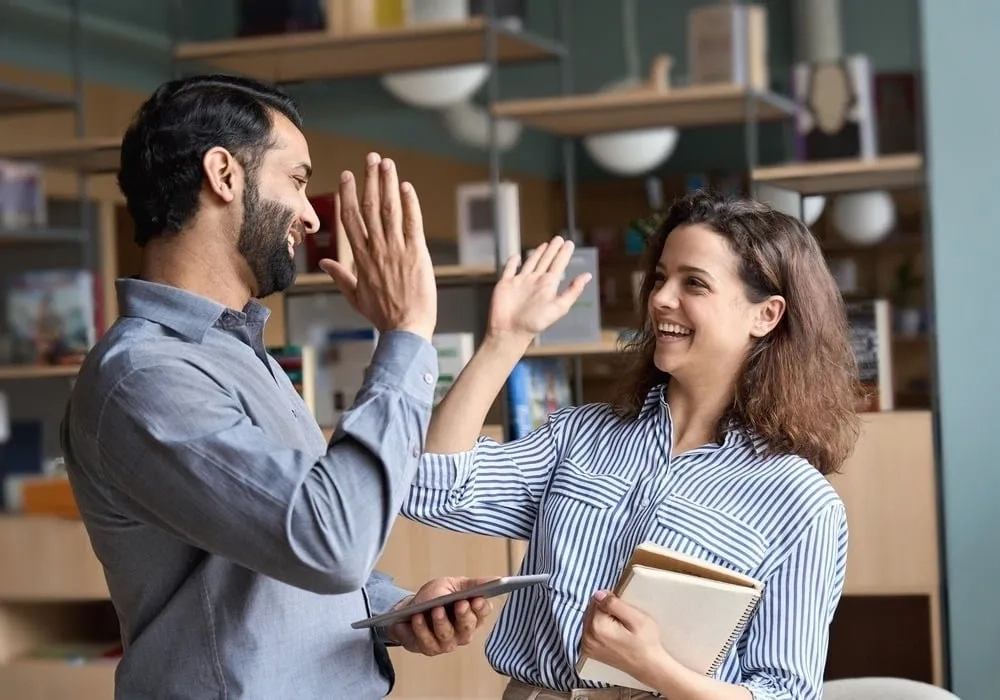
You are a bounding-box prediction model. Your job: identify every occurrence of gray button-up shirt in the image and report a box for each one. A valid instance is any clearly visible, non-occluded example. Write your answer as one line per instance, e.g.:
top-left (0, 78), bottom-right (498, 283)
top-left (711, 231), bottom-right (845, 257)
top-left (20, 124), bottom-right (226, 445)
top-left (61, 278), bottom-right (439, 699)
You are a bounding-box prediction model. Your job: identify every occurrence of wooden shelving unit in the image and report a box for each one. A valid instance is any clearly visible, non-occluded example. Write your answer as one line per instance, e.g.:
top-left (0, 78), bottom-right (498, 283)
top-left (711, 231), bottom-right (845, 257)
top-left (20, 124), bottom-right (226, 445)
top-left (174, 18), bottom-right (562, 83)
top-left (0, 227), bottom-right (90, 247)
top-left (826, 410), bottom-right (944, 685)
top-left (752, 154), bottom-right (924, 195)
top-left (0, 81), bottom-right (74, 116)
top-left (491, 84), bottom-right (797, 136)
top-left (0, 364), bottom-right (80, 381)
top-left (288, 264), bottom-right (497, 294)
top-left (526, 329), bottom-right (623, 357)
top-left (0, 137), bottom-right (122, 175)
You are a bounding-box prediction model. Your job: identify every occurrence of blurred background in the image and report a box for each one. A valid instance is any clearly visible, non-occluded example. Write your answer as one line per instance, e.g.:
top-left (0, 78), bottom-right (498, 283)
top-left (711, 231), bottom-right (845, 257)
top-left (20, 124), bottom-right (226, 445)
top-left (0, 1), bottom-right (994, 698)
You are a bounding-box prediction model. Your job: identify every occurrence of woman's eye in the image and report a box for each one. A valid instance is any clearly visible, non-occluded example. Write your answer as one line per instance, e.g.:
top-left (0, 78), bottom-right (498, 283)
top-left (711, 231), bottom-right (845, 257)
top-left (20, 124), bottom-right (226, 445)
top-left (686, 277), bottom-right (705, 288)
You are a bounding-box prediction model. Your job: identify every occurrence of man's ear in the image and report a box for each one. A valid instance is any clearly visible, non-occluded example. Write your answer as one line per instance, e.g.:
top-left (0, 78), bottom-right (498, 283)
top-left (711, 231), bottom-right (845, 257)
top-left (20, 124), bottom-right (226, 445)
top-left (750, 295), bottom-right (786, 338)
top-left (202, 147), bottom-right (240, 204)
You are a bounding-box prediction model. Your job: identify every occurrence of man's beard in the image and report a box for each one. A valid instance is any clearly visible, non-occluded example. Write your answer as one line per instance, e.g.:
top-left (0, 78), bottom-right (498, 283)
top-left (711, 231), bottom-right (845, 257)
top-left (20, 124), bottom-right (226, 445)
top-left (237, 176), bottom-right (300, 298)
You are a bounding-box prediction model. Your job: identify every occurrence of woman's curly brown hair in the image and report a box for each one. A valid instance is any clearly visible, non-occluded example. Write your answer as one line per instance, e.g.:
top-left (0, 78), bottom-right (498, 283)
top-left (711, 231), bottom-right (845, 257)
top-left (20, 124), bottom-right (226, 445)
top-left (614, 190), bottom-right (862, 475)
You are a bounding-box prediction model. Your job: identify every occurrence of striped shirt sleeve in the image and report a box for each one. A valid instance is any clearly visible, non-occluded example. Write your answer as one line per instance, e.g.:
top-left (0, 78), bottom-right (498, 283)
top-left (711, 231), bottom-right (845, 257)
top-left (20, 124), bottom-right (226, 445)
top-left (739, 501), bottom-right (849, 700)
top-left (400, 418), bottom-right (565, 540)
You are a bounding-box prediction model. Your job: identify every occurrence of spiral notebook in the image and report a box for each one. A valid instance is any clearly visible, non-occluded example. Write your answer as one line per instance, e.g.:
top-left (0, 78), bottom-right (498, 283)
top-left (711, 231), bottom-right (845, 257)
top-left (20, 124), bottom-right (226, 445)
top-left (577, 541), bottom-right (764, 691)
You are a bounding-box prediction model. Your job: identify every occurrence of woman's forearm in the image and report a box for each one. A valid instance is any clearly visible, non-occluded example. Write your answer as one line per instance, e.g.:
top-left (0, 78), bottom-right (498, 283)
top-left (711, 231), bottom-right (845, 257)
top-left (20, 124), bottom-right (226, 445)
top-left (425, 331), bottom-right (533, 454)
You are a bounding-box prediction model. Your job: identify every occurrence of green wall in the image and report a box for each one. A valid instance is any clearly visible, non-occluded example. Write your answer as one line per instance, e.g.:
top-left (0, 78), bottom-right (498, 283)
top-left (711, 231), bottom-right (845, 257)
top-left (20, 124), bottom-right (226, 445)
top-left (0, 0), bottom-right (918, 179)
top-left (920, 0), bottom-right (1000, 697)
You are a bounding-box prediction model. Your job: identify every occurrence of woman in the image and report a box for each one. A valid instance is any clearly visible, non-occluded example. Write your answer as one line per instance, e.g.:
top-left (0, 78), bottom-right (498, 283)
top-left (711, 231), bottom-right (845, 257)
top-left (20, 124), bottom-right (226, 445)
top-left (402, 191), bottom-right (860, 700)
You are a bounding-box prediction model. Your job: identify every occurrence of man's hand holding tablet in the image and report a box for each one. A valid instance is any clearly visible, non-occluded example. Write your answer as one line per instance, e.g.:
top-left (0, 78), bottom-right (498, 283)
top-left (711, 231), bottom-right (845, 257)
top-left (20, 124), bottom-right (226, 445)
top-left (356, 574), bottom-right (550, 657)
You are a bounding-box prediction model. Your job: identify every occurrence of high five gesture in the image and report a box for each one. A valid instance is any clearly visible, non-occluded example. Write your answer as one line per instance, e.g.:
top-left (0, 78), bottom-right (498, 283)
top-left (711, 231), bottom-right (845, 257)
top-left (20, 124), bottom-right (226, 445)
top-left (319, 152), bottom-right (437, 341)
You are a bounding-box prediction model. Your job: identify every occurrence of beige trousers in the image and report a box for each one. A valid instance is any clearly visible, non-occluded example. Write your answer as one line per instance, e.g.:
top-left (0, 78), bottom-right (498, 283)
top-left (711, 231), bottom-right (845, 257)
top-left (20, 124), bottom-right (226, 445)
top-left (502, 678), bottom-right (658, 700)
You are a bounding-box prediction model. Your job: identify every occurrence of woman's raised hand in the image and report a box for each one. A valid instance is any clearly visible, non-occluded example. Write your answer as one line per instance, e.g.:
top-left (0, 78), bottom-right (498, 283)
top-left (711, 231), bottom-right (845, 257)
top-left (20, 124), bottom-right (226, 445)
top-left (486, 236), bottom-right (592, 345)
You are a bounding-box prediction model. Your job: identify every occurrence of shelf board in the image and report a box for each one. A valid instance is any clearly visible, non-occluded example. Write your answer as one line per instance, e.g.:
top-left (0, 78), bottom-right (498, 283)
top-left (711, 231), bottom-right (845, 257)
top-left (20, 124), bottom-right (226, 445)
top-left (0, 364), bottom-right (80, 380)
top-left (525, 329), bottom-right (623, 357)
top-left (0, 227), bottom-right (89, 246)
top-left (0, 82), bottom-right (75, 116)
top-left (0, 137), bottom-right (121, 174)
top-left (752, 154), bottom-right (924, 195)
top-left (491, 84), bottom-right (797, 136)
top-left (288, 264), bottom-right (496, 294)
top-left (174, 18), bottom-right (562, 83)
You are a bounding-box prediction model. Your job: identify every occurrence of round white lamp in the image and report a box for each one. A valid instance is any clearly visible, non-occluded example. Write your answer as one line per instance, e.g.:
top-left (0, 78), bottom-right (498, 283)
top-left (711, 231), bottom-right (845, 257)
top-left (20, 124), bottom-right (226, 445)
top-left (441, 100), bottom-right (522, 151)
top-left (584, 126), bottom-right (680, 176)
top-left (753, 182), bottom-right (826, 226)
top-left (831, 190), bottom-right (896, 246)
top-left (380, 0), bottom-right (489, 109)
top-left (582, 64), bottom-right (679, 176)
top-left (381, 64), bottom-right (490, 109)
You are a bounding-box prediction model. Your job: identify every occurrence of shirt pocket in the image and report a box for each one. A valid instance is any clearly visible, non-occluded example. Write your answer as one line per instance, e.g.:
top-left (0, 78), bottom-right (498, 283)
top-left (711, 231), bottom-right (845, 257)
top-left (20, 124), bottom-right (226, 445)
top-left (547, 458), bottom-right (633, 509)
top-left (652, 494), bottom-right (769, 574)
top-left (539, 460), bottom-right (635, 607)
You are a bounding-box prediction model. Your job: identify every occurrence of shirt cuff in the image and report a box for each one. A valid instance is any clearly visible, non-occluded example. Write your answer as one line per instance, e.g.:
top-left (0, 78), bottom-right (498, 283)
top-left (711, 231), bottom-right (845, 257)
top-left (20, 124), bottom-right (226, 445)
top-left (366, 330), bottom-right (439, 406)
top-left (413, 446), bottom-right (477, 490)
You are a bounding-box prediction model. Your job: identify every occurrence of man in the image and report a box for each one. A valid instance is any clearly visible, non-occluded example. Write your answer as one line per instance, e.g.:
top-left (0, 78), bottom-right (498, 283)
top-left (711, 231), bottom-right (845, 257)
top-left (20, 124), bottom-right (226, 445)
top-left (61, 74), bottom-right (493, 699)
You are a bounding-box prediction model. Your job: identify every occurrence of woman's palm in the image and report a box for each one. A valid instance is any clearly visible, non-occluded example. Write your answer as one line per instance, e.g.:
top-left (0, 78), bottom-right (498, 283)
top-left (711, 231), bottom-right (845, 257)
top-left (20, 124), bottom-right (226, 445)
top-left (488, 237), bottom-right (592, 337)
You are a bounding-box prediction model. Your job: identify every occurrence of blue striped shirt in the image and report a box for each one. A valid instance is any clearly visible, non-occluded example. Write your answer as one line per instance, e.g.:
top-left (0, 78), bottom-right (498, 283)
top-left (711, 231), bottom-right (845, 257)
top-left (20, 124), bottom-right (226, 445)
top-left (402, 385), bottom-right (848, 700)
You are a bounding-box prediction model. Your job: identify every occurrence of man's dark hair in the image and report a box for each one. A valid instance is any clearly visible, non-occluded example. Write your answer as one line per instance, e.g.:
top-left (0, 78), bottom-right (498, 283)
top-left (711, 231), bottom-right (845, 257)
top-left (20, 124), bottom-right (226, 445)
top-left (117, 74), bottom-right (302, 246)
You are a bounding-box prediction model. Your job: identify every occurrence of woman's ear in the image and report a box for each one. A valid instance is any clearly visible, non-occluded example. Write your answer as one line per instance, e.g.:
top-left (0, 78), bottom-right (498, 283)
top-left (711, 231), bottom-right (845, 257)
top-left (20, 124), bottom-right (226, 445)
top-left (750, 295), bottom-right (786, 338)
top-left (202, 146), bottom-right (239, 204)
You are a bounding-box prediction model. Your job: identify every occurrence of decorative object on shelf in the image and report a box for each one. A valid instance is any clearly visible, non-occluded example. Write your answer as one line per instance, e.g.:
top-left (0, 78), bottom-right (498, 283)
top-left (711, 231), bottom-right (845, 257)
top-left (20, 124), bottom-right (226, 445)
top-left (583, 0), bottom-right (679, 176)
top-left (791, 0), bottom-right (877, 162)
top-left (380, 0), bottom-right (489, 108)
top-left (237, 0), bottom-right (326, 37)
top-left (533, 247), bottom-right (602, 347)
top-left (831, 189), bottom-right (896, 246)
top-left (892, 258), bottom-right (924, 337)
top-left (0, 159), bottom-right (46, 230)
top-left (440, 99), bottom-right (522, 151)
top-left (687, 1), bottom-right (769, 91)
top-left (455, 181), bottom-right (521, 267)
top-left (847, 298), bottom-right (894, 412)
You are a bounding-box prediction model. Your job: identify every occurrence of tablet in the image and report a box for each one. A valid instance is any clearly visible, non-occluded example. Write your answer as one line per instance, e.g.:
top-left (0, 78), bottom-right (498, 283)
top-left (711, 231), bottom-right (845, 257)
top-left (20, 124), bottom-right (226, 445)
top-left (350, 573), bottom-right (550, 629)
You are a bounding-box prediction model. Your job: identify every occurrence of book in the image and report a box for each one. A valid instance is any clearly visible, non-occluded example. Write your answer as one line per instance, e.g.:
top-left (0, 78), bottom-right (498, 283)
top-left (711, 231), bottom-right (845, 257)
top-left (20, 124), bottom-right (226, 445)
top-left (846, 298), bottom-right (893, 411)
top-left (576, 541), bottom-right (764, 691)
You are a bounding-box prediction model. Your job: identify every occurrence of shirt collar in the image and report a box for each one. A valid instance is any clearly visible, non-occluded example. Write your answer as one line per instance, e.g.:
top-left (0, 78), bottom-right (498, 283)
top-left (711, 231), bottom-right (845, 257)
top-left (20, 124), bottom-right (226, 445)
top-left (652, 382), bottom-right (769, 456)
top-left (116, 277), bottom-right (271, 342)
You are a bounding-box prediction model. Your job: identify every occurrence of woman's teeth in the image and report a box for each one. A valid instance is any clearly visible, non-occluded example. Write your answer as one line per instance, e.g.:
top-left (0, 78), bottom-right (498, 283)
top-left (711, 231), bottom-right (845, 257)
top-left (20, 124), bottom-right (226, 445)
top-left (657, 322), bottom-right (692, 336)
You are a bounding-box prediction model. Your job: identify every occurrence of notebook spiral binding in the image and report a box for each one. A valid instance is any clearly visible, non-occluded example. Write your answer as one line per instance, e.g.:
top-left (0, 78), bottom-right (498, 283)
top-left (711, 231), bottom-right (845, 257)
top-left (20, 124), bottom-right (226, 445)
top-left (706, 592), bottom-right (764, 677)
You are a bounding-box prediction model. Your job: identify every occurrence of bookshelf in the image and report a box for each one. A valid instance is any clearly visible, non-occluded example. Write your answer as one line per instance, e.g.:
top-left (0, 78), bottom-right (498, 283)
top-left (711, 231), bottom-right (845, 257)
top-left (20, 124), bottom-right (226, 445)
top-left (751, 154), bottom-right (924, 195)
top-left (491, 83), bottom-right (797, 135)
top-left (174, 17), bottom-right (563, 82)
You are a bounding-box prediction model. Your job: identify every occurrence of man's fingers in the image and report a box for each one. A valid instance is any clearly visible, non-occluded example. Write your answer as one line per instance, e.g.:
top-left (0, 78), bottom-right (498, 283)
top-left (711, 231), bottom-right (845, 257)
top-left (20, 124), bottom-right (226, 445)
top-left (410, 612), bottom-right (441, 655)
top-left (379, 158), bottom-right (403, 245)
top-left (430, 607), bottom-right (457, 651)
top-left (451, 600), bottom-right (479, 644)
top-left (361, 152), bottom-right (385, 249)
top-left (317, 259), bottom-right (359, 303)
top-left (337, 176), bottom-right (369, 262)
top-left (400, 181), bottom-right (426, 246)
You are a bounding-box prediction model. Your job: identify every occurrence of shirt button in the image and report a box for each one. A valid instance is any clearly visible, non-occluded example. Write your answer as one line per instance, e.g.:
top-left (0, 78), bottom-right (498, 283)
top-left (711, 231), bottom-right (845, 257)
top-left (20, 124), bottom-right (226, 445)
top-left (640, 496), bottom-right (651, 508)
top-left (412, 444), bottom-right (420, 458)
top-left (422, 372), bottom-right (434, 384)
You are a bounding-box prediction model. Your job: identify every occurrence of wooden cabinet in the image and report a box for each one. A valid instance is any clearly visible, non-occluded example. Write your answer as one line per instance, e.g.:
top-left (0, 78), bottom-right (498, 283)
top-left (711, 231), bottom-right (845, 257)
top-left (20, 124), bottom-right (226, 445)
top-left (825, 410), bottom-right (944, 685)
